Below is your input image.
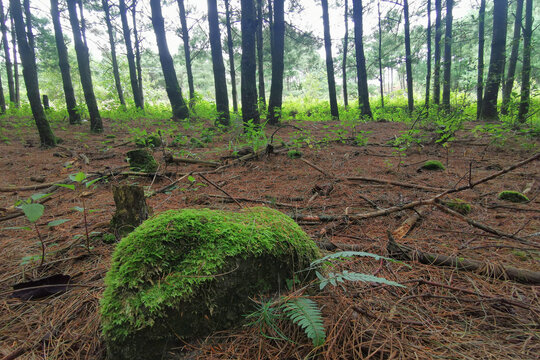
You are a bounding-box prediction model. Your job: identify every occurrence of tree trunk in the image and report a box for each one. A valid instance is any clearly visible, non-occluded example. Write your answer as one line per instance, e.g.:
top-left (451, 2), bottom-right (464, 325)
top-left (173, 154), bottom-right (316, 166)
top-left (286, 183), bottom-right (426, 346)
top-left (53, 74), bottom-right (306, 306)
top-left (10, 11), bottom-right (19, 107)
top-left (377, 0), bottom-right (383, 107)
top-left (480, 0), bottom-right (508, 121)
top-left (224, 0), bottom-right (238, 113)
top-left (66, 0), bottom-right (102, 132)
top-left (425, 0), bottom-right (431, 107)
top-left (268, 0), bottom-right (284, 125)
top-left (150, 0), bottom-right (189, 121)
top-left (476, 0), bottom-right (486, 119)
top-left (240, 0), bottom-right (259, 126)
top-left (267, 0), bottom-right (273, 52)
top-left (501, 0), bottom-right (523, 115)
top-left (433, 0), bottom-right (441, 105)
top-left (441, 0), bottom-right (453, 111)
top-left (0, 62), bottom-right (5, 113)
top-left (321, 0), bottom-right (339, 119)
top-left (403, 0), bottom-right (414, 113)
top-left (10, 0), bottom-right (55, 146)
top-left (119, 0), bottom-right (142, 109)
top-left (517, 0), bottom-right (532, 123)
top-left (77, 0), bottom-right (87, 47)
top-left (132, 1), bottom-right (143, 107)
top-left (22, 0), bottom-right (34, 60)
top-left (102, 0), bottom-right (125, 107)
top-left (256, 0), bottom-right (265, 110)
top-left (0, 0), bottom-right (14, 105)
top-left (342, 0), bottom-right (349, 108)
top-left (352, 0), bottom-right (372, 118)
top-left (51, 0), bottom-right (81, 124)
top-left (207, 0), bottom-right (230, 126)
top-left (177, 0), bottom-right (195, 106)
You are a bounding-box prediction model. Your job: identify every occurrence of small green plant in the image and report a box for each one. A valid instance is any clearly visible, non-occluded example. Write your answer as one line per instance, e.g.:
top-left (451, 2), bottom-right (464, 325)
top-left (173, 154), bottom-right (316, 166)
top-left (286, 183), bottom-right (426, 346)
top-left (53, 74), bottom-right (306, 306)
top-left (421, 160), bottom-right (445, 171)
top-left (287, 149), bottom-right (302, 159)
top-left (497, 190), bottom-right (529, 203)
top-left (444, 198), bottom-right (471, 215)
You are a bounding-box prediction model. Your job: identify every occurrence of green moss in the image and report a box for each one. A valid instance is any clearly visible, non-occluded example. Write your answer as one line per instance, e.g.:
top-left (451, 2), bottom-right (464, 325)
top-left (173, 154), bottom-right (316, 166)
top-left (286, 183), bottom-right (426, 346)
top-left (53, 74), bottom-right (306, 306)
top-left (444, 198), bottom-right (471, 215)
top-left (421, 160), bottom-right (445, 171)
top-left (126, 149), bottom-right (158, 173)
top-left (498, 191), bottom-right (529, 203)
top-left (101, 207), bottom-right (319, 358)
top-left (287, 149), bottom-right (302, 159)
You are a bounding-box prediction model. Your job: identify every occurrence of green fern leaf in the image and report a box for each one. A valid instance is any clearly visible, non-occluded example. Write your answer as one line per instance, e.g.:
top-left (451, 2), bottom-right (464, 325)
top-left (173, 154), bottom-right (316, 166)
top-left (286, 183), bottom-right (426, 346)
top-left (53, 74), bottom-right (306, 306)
top-left (282, 297), bottom-right (325, 347)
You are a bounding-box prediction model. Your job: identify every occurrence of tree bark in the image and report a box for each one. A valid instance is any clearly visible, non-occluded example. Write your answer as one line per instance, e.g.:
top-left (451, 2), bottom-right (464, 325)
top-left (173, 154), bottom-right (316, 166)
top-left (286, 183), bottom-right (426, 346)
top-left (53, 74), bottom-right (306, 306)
top-left (377, 0), bottom-right (383, 107)
top-left (119, 0), bottom-right (142, 109)
top-left (150, 0), bottom-right (189, 120)
top-left (224, 0), bottom-right (238, 113)
top-left (476, 0), bottom-right (486, 119)
top-left (441, 0), bottom-right (453, 111)
top-left (321, 0), bottom-right (339, 119)
top-left (10, 0), bottom-right (55, 146)
top-left (132, 1), bottom-right (143, 107)
top-left (342, 0), bottom-right (349, 108)
top-left (51, 0), bottom-right (81, 124)
top-left (207, 0), bottom-right (230, 126)
top-left (22, 0), bottom-right (34, 60)
top-left (267, 0), bottom-right (284, 125)
top-left (403, 0), bottom-right (414, 112)
top-left (501, 0), bottom-right (523, 115)
top-left (177, 0), bottom-right (195, 106)
top-left (256, 0), bottom-right (265, 110)
top-left (10, 10), bottom-right (19, 108)
top-left (0, 60), bottom-right (5, 113)
top-left (102, 0), bottom-right (125, 107)
top-left (433, 0), bottom-right (441, 105)
top-left (517, 0), bottom-right (532, 123)
top-left (240, 0), bottom-right (259, 126)
top-left (77, 0), bottom-right (87, 47)
top-left (480, 0), bottom-right (508, 121)
top-left (0, 0), bottom-right (14, 105)
top-left (352, 0), bottom-right (372, 118)
top-left (66, 0), bottom-right (102, 132)
top-left (425, 0), bottom-right (431, 107)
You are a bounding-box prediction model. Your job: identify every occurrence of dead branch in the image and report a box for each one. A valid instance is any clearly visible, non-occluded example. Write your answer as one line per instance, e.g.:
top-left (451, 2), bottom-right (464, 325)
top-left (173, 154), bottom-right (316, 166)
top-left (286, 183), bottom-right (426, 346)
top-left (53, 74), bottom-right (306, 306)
top-left (392, 207), bottom-right (427, 240)
top-left (164, 153), bottom-right (220, 167)
top-left (198, 174), bottom-right (243, 209)
top-left (206, 194), bottom-right (297, 208)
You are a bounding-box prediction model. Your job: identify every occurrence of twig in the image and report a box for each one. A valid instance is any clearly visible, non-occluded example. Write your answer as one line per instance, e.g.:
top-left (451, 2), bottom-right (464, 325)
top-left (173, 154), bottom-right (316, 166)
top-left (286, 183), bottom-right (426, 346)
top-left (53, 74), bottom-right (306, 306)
top-left (198, 174), bottom-right (243, 209)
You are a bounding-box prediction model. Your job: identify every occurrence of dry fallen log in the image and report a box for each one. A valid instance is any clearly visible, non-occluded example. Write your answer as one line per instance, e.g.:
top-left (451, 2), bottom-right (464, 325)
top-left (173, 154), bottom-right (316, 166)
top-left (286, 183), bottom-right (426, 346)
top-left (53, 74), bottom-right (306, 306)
top-left (392, 207), bottom-right (427, 240)
top-left (164, 153), bottom-right (220, 167)
top-left (386, 232), bottom-right (540, 285)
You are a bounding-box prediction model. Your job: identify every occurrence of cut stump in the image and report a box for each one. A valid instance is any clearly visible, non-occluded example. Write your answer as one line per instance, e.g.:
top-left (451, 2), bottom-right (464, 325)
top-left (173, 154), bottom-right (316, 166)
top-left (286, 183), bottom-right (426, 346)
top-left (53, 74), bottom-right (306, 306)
top-left (110, 185), bottom-right (150, 239)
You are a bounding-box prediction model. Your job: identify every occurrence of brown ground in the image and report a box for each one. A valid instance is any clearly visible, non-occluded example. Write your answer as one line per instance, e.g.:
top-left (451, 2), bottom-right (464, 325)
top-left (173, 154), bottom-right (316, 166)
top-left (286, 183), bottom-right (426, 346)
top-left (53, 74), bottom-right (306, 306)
top-left (0, 118), bottom-right (538, 359)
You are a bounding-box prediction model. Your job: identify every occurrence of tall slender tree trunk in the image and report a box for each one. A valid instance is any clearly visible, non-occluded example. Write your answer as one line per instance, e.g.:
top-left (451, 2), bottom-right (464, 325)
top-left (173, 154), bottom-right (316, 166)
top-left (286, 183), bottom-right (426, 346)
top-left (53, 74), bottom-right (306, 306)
top-left (425, 0), bottom-right (431, 107)
top-left (132, 1), bottom-right (143, 107)
top-left (10, 11), bottom-right (19, 107)
top-left (441, 0), bottom-right (453, 111)
top-left (0, 0), bottom-right (14, 105)
top-left (403, 0), bottom-right (414, 112)
top-left (240, 0), bottom-right (259, 125)
top-left (352, 0), bottom-right (372, 118)
top-left (150, 0), bottom-right (189, 120)
top-left (66, 0), bottom-right (102, 132)
top-left (433, 0), bottom-right (441, 105)
top-left (321, 0), bottom-right (339, 119)
top-left (22, 0), bottom-right (34, 57)
top-left (480, 0), bottom-right (507, 121)
top-left (10, 0), bottom-right (55, 146)
top-left (268, 0), bottom-right (284, 125)
top-left (342, 0), bottom-right (349, 108)
top-left (256, 0), bottom-right (265, 110)
top-left (102, 0), bottom-right (125, 107)
top-left (476, 0), bottom-right (486, 119)
top-left (0, 66), bottom-right (4, 113)
top-left (501, 0), bottom-right (523, 115)
top-left (224, 0), bottom-right (237, 113)
top-left (207, 0), bottom-right (230, 126)
top-left (517, 0), bottom-right (532, 123)
top-left (77, 0), bottom-right (87, 47)
top-left (267, 0), bottom-right (273, 52)
top-left (177, 0), bottom-right (195, 106)
top-left (119, 0), bottom-right (142, 109)
top-left (51, 0), bottom-right (81, 124)
top-left (377, 0), bottom-right (384, 107)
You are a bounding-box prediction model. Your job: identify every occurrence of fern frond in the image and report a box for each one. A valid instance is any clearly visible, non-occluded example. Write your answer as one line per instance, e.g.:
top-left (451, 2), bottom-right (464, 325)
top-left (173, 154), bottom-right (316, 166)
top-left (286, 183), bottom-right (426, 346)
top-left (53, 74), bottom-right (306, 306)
top-left (282, 297), bottom-right (326, 347)
top-left (310, 251), bottom-right (409, 268)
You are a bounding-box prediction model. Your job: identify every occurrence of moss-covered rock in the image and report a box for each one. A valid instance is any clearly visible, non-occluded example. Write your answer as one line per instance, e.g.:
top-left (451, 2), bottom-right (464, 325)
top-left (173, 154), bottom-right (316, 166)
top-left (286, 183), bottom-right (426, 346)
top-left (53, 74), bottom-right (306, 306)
top-left (101, 207), bottom-right (319, 360)
top-left (498, 190), bottom-right (529, 203)
top-left (444, 198), bottom-right (471, 215)
top-left (420, 160), bottom-right (445, 171)
top-left (126, 149), bottom-right (158, 173)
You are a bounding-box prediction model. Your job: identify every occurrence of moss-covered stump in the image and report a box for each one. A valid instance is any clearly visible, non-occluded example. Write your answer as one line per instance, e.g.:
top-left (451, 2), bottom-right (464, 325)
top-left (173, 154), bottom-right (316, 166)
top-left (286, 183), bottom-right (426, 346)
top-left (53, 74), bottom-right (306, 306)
top-left (101, 207), bottom-right (319, 360)
top-left (444, 198), bottom-right (471, 215)
top-left (420, 160), bottom-right (445, 171)
top-left (498, 190), bottom-right (529, 203)
top-left (126, 149), bottom-right (158, 173)
top-left (110, 185), bottom-right (151, 239)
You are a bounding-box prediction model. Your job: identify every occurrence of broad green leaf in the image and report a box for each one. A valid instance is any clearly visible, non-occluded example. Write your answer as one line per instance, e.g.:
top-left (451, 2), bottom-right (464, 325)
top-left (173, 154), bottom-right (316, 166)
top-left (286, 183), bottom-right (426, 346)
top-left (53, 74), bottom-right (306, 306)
top-left (21, 203), bottom-right (44, 223)
top-left (30, 193), bottom-right (51, 201)
top-left (70, 172), bottom-right (87, 183)
top-left (47, 219), bottom-right (70, 227)
top-left (188, 175), bottom-right (196, 183)
top-left (56, 183), bottom-right (75, 190)
top-left (85, 177), bottom-right (102, 188)
top-left (72, 206), bottom-right (84, 212)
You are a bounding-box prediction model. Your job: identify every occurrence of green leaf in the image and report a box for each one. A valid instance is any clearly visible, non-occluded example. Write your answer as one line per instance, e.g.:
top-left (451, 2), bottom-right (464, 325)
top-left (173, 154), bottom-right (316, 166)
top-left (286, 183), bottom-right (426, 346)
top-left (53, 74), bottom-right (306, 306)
top-left (320, 270), bottom-right (405, 288)
top-left (30, 193), bottom-right (51, 202)
top-left (310, 251), bottom-right (410, 268)
top-left (56, 183), bottom-right (75, 190)
top-left (187, 175), bottom-right (196, 183)
top-left (72, 206), bottom-right (84, 212)
top-left (70, 172), bottom-right (87, 183)
top-left (3, 226), bottom-right (31, 231)
top-left (282, 297), bottom-right (326, 347)
top-left (85, 177), bottom-right (102, 188)
top-left (47, 219), bottom-right (70, 227)
top-left (21, 203), bottom-right (44, 223)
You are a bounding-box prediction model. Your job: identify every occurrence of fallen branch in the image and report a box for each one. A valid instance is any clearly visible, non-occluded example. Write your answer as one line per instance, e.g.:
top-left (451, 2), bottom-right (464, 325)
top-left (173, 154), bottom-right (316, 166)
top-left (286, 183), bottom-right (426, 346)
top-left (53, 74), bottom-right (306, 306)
top-left (164, 153), bottom-right (220, 167)
top-left (392, 207), bottom-right (427, 240)
top-left (346, 176), bottom-right (445, 192)
top-left (198, 174), bottom-right (243, 209)
top-left (206, 194), bottom-right (297, 208)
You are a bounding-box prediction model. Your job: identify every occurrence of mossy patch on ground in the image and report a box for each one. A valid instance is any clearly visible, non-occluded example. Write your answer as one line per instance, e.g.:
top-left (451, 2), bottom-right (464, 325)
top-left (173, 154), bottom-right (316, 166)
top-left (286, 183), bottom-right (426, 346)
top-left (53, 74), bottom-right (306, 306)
top-left (420, 160), bottom-right (445, 171)
top-left (497, 190), bottom-right (529, 203)
top-left (126, 149), bottom-right (158, 173)
top-left (287, 149), bottom-right (302, 159)
top-left (444, 198), bottom-right (471, 215)
top-left (101, 207), bottom-right (319, 359)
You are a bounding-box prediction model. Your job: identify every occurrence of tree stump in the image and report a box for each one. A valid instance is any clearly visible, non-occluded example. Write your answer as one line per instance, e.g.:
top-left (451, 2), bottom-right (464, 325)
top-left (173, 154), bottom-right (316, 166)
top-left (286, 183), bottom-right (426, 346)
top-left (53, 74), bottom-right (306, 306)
top-left (42, 95), bottom-right (50, 110)
top-left (110, 185), bottom-right (151, 239)
top-left (126, 149), bottom-right (158, 173)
